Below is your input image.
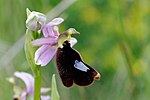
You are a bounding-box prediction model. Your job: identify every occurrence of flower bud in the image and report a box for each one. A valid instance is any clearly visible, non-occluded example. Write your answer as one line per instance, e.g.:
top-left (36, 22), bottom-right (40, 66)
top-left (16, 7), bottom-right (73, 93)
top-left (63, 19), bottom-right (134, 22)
top-left (26, 8), bottom-right (46, 31)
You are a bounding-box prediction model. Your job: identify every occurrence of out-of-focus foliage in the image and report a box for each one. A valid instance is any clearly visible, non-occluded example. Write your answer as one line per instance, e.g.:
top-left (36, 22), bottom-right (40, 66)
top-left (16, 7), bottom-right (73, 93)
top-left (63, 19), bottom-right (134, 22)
top-left (0, 0), bottom-right (150, 100)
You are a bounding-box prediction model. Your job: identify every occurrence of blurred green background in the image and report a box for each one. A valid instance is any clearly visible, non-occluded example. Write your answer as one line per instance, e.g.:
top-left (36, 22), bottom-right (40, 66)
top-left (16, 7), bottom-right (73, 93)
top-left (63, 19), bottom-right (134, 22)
top-left (1, 0), bottom-right (150, 100)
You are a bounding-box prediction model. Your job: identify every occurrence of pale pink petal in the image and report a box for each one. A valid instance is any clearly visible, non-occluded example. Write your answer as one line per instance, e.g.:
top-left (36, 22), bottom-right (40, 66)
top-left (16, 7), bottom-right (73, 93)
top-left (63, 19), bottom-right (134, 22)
top-left (14, 72), bottom-right (34, 96)
top-left (32, 37), bottom-right (57, 46)
top-left (41, 88), bottom-right (51, 93)
top-left (44, 26), bottom-right (60, 37)
top-left (53, 26), bottom-right (60, 36)
top-left (47, 26), bottom-right (56, 37)
top-left (39, 46), bottom-right (56, 66)
top-left (21, 90), bottom-right (28, 100)
top-left (34, 45), bottom-right (50, 65)
top-left (41, 95), bottom-right (51, 100)
top-left (42, 26), bottom-right (49, 37)
top-left (42, 18), bottom-right (63, 37)
top-left (70, 37), bottom-right (77, 47)
top-left (47, 18), bottom-right (64, 26)
top-left (42, 26), bottom-right (54, 37)
top-left (34, 45), bottom-right (57, 66)
top-left (42, 24), bottom-right (60, 38)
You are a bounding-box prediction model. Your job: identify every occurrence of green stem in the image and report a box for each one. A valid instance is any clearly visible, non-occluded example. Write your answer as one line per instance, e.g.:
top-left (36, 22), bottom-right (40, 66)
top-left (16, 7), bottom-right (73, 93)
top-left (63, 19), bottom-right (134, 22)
top-left (34, 66), bottom-right (42, 100)
top-left (115, 0), bottom-right (136, 99)
top-left (25, 29), bottom-right (43, 100)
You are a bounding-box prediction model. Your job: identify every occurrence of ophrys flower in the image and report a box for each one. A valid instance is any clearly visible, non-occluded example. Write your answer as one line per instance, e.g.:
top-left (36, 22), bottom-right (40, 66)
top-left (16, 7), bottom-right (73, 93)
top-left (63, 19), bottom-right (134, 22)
top-left (32, 18), bottom-right (79, 66)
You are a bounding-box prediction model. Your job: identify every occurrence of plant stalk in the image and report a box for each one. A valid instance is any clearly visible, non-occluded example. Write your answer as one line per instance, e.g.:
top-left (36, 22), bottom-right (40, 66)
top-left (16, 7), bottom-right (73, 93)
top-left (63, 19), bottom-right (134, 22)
top-left (34, 66), bottom-right (42, 100)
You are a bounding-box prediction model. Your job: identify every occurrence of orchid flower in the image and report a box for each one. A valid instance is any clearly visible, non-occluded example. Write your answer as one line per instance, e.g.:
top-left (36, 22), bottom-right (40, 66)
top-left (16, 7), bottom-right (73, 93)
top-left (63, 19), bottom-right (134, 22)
top-left (32, 18), bottom-right (79, 66)
top-left (26, 8), bottom-right (46, 31)
top-left (8, 72), bottom-right (50, 100)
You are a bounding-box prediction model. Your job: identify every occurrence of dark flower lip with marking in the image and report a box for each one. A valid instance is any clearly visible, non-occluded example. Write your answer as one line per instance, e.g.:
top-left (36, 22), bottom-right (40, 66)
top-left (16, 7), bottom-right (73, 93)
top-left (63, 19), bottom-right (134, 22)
top-left (56, 41), bottom-right (101, 87)
top-left (30, 16), bottom-right (101, 87)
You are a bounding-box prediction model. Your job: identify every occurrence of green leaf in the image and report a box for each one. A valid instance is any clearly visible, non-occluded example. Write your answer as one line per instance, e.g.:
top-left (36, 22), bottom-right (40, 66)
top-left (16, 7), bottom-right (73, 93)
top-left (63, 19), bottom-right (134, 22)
top-left (51, 74), bottom-right (60, 100)
top-left (24, 29), bottom-right (40, 77)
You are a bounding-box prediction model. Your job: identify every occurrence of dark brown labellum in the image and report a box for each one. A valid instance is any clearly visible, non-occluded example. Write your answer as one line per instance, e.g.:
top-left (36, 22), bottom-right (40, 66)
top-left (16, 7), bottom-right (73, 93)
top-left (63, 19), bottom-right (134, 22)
top-left (13, 98), bottom-right (19, 100)
top-left (56, 41), bottom-right (100, 87)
